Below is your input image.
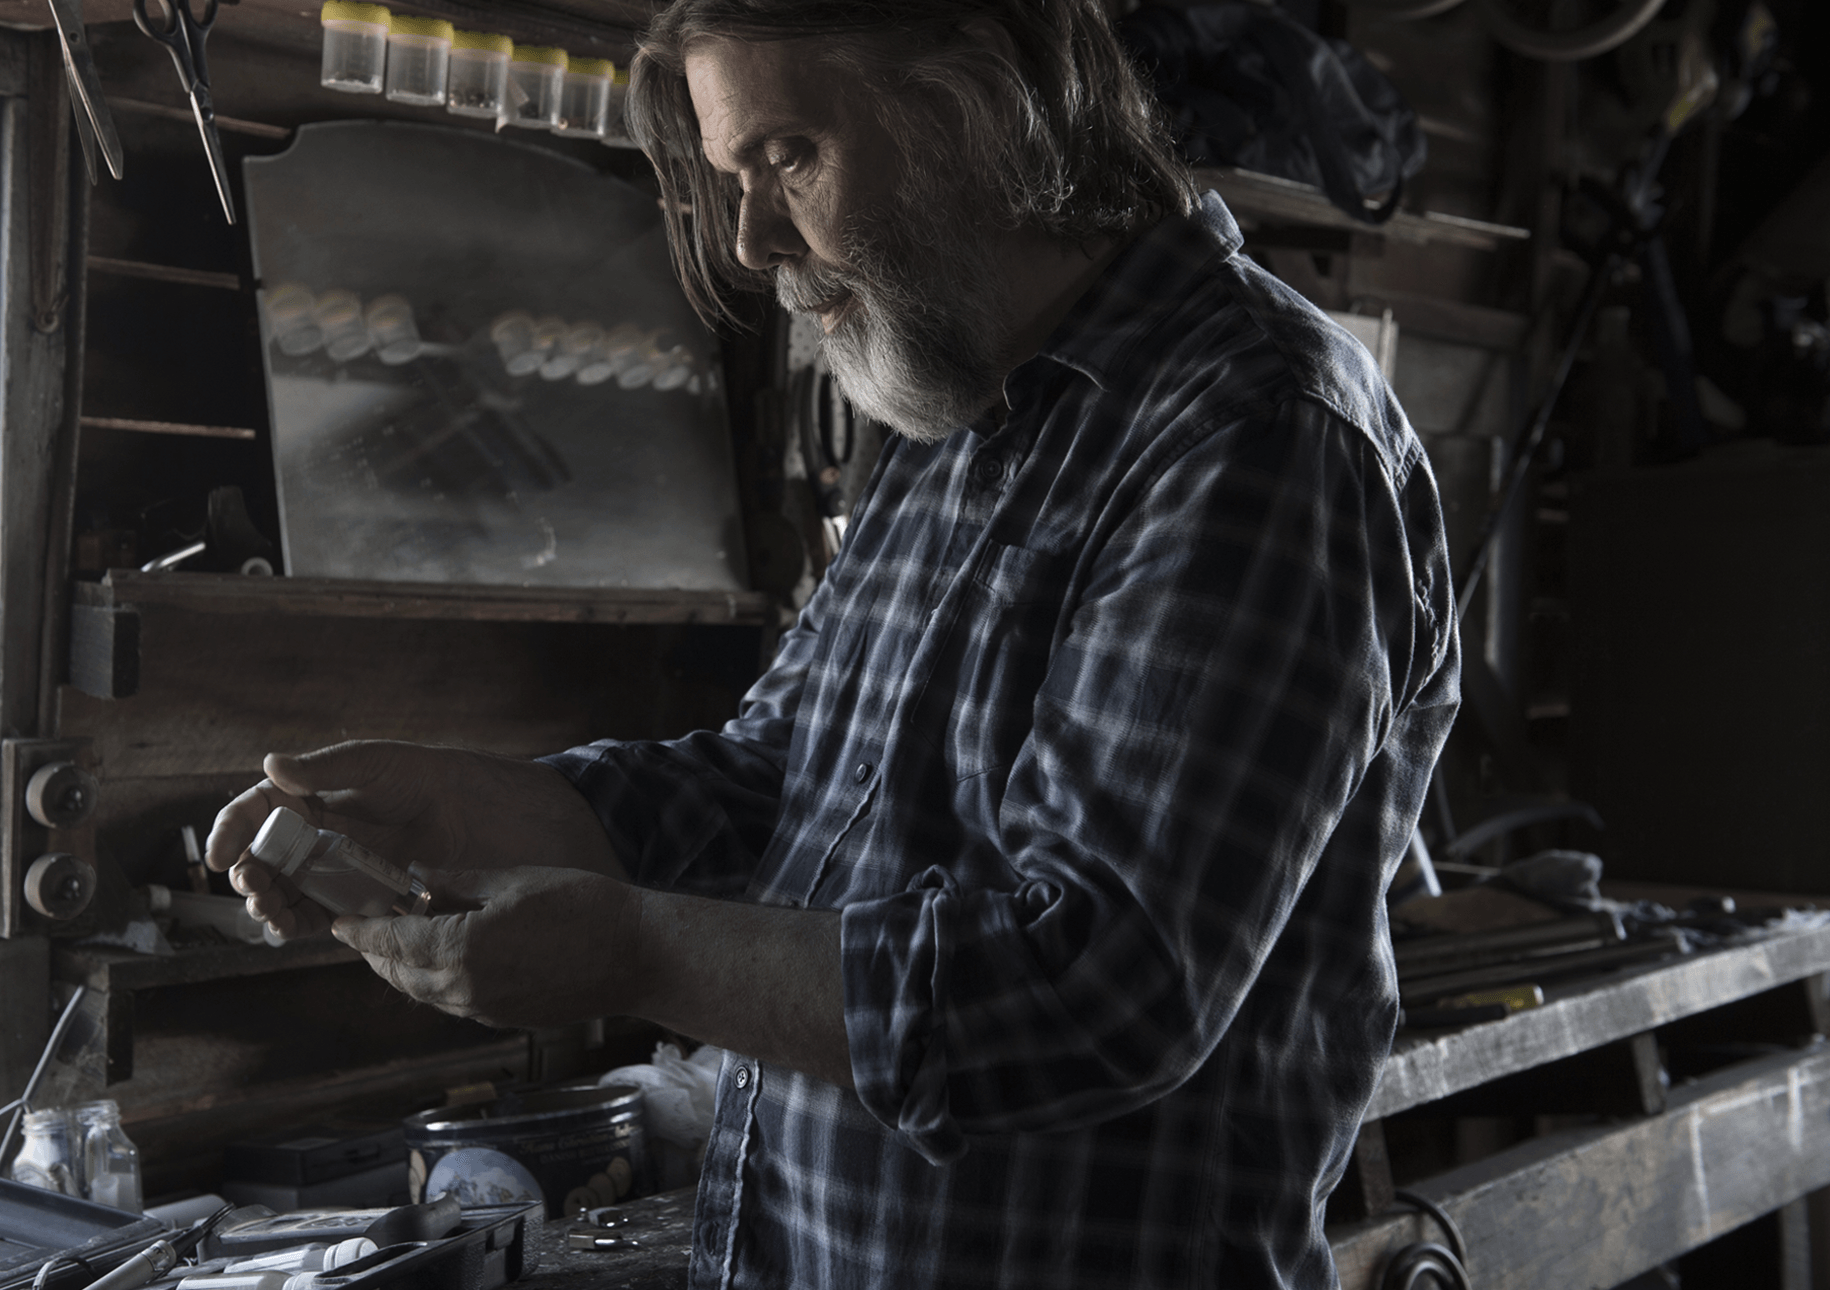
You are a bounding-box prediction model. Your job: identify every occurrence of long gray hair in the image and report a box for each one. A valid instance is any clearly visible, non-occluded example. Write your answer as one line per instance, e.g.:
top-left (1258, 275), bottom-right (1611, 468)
top-left (626, 0), bottom-right (1196, 326)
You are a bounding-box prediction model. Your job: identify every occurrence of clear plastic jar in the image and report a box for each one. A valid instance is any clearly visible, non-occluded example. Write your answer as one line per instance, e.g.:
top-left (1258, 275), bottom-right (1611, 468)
top-left (250, 806), bottom-right (432, 920)
top-left (364, 294), bottom-right (422, 365)
top-left (76, 1101), bottom-right (141, 1213)
top-left (11, 1109), bottom-right (81, 1197)
top-left (552, 57), bottom-right (612, 138)
top-left (446, 30), bottom-right (512, 119)
top-left (503, 45), bottom-right (566, 129)
top-left (384, 15), bottom-right (453, 106)
top-left (264, 283), bottom-right (323, 356)
top-left (320, 2), bottom-right (390, 95)
top-left (313, 289), bottom-right (372, 362)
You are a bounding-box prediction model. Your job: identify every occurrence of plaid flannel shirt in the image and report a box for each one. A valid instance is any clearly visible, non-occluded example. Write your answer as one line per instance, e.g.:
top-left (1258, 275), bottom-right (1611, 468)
top-left (545, 193), bottom-right (1460, 1288)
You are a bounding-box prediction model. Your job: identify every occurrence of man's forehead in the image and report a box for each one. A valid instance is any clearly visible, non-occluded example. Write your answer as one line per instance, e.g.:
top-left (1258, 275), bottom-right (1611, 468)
top-left (685, 36), bottom-right (846, 166)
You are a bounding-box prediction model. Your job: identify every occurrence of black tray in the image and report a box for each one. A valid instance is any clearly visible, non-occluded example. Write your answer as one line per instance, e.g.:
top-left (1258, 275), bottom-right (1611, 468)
top-left (0, 1179), bottom-right (166, 1290)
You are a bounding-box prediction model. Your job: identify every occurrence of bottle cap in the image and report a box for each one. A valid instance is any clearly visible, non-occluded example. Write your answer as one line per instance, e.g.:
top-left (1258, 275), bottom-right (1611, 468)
top-left (451, 29), bottom-right (512, 55)
top-left (250, 807), bottom-right (318, 877)
top-left (567, 57), bottom-right (614, 79)
top-left (321, 2), bottom-right (391, 25)
top-left (510, 44), bottom-right (568, 68)
top-left (388, 14), bottom-right (453, 39)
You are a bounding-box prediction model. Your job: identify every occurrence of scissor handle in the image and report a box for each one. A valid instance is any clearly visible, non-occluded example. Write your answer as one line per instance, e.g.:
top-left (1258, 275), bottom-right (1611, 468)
top-left (131, 0), bottom-right (217, 41)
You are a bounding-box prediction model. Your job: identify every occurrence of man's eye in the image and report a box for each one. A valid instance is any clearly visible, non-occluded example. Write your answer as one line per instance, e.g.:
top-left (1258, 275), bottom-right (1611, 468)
top-left (768, 146), bottom-right (808, 173)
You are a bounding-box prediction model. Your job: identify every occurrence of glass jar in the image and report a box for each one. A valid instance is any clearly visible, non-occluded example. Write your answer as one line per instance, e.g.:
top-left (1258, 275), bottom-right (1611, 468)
top-left (319, 2), bottom-right (390, 95)
top-left (541, 321), bottom-right (602, 380)
top-left (11, 1109), bottom-right (81, 1197)
top-left (364, 294), bottom-right (422, 365)
top-left (552, 57), bottom-right (612, 139)
top-left (313, 289), bottom-right (372, 362)
top-left (75, 1100), bottom-right (141, 1213)
top-left (384, 15), bottom-right (453, 106)
top-left (249, 807), bottom-right (432, 920)
top-left (502, 45), bottom-right (566, 130)
top-left (446, 30), bottom-right (512, 119)
top-left (264, 283), bottom-right (323, 356)
top-left (607, 66), bottom-right (630, 141)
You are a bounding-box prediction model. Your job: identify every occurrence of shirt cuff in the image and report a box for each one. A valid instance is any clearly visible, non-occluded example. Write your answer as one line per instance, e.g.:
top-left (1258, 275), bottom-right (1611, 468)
top-left (840, 866), bottom-right (967, 1166)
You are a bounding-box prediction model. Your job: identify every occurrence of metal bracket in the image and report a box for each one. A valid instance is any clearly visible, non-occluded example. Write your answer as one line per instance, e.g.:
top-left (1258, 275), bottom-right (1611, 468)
top-left (1, 736), bottom-right (98, 938)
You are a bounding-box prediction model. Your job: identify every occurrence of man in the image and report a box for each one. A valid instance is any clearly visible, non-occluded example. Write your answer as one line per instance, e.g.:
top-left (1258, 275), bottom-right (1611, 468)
top-left (210, 2), bottom-right (1459, 1285)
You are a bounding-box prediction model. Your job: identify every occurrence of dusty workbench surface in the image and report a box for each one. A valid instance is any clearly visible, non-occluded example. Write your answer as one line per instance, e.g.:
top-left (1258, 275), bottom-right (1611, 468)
top-left (523, 1189), bottom-right (694, 1290)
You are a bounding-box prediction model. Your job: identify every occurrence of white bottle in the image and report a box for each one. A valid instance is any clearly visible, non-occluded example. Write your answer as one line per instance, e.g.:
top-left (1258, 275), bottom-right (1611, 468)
top-left (249, 807), bottom-right (432, 919)
top-left (226, 1239), bottom-right (377, 1275)
top-left (146, 885), bottom-right (268, 945)
top-left (75, 1100), bottom-right (141, 1212)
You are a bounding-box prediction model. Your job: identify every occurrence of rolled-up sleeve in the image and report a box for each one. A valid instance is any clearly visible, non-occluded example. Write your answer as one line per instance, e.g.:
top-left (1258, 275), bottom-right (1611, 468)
top-left (839, 398), bottom-right (1451, 1163)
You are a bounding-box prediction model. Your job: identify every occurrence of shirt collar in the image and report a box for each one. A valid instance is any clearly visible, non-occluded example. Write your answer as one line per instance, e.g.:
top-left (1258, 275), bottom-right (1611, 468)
top-left (1024, 190), bottom-right (1242, 397)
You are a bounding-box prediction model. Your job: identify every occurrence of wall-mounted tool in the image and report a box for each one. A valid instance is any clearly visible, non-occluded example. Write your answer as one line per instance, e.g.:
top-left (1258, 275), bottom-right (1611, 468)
top-left (47, 0), bottom-right (124, 184)
top-left (132, 0), bottom-right (235, 223)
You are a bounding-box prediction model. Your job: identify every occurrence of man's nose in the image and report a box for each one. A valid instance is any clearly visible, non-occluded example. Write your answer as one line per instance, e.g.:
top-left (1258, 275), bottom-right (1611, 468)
top-left (736, 184), bottom-right (806, 271)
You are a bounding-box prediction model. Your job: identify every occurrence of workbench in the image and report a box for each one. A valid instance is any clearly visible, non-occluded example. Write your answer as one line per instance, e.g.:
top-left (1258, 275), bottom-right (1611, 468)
top-left (523, 909), bottom-right (1830, 1289)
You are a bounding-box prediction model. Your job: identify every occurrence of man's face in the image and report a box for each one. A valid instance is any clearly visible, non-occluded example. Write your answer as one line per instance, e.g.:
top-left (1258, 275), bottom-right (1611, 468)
top-left (685, 37), bottom-right (1013, 443)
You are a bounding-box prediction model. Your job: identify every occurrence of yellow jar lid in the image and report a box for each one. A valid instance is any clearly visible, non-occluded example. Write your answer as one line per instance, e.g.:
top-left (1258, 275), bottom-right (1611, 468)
top-left (389, 14), bottom-right (453, 38)
top-left (567, 56), bottom-right (614, 78)
top-left (451, 29), bottom-right (512, 54)
top-left (612, 67), bottom-right (630, 85)
top-left (510, 44), bottom-right (568, 68)
top-left (321, 2), bottom-right (390, 24)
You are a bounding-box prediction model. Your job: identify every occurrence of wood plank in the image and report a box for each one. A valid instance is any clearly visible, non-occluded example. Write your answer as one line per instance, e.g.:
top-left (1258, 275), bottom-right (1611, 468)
top-left (78, 417), bottom-right (258, 441)
top-left (84, 570), bottom-right (773, 626)
top-left (1370, 923), bottom-right (1830, 1119)
top-left (1193, 166), bottom-right (1531, 251)
top-left (1334, 1045), bottom-right (1830, 1289)
top-left (0, 938), bottom-right (48, 1097)
top-left (85, 257), bottom-right (244, 291)
top-left (51, 938), bottom-right (360, 993)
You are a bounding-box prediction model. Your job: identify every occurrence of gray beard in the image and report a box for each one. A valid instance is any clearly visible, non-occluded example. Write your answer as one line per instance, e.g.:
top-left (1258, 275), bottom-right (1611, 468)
top-left (776, 194), bottom-right (1010, 445)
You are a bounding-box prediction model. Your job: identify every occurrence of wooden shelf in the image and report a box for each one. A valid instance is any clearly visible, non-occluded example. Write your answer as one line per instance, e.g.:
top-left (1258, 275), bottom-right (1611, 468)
top-left (1369, 918), bottom-right (1830, 1119)
top-left (78, 570), bottom-right (773, 626)
top-left (52, 936), bottom-right (359, 993)
top-left (1193, 166), bottom-right (1532, 252)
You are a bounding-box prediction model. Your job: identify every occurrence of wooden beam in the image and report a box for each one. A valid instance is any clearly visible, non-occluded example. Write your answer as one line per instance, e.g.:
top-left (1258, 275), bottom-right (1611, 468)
top-left (1371, 923), bottom-right (1830, 1118)
top-left (1335, 1045), bottom-right (1830, 1290)
top-left (1193, 166), bottom-right (1531, 252)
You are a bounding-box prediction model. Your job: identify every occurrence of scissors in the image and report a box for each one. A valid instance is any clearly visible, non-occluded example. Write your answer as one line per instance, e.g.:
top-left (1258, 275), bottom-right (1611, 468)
top-left (46, 0), bottom-right (125, 184)
top-left (132, 0), bottom-right (235, 223)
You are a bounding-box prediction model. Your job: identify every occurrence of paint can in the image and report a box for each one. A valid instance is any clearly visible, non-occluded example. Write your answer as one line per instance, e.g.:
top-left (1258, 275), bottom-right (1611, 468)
top-left (403, 1083), bottom-right (646, 1217)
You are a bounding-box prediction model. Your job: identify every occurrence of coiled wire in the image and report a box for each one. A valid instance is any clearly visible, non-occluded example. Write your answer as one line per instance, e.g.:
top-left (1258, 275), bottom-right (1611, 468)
top-left (1380, 1189), bottom-right (1473, 1290)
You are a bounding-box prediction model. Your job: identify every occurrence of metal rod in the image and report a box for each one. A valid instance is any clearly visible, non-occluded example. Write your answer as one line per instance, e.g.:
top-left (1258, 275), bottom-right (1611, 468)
top-left (0, 986), bottom-right (88, 1164)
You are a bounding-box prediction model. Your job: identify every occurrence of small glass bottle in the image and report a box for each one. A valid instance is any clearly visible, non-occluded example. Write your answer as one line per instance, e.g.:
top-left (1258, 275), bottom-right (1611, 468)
top-left (502, 45), bottom-right (567, 129)
top-left (446, 30), bottom-right (512, 119)
top-left (319, 2), bottom-right (391, 94)
top-left (76, 1100), bottom-right (142, 1213)
top-left (384, 15), bottom-right (453, 106)
top-left (249, 807), bottom-right (432, 920)
top-left (11, 1109), bottom-right (81, 1197)
top-left (552, 57), bottom-right (613, 138)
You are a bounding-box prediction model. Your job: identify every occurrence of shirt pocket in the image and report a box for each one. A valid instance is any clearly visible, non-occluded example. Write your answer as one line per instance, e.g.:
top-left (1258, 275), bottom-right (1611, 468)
top-left (909, 542), bottom-right (1072, 780)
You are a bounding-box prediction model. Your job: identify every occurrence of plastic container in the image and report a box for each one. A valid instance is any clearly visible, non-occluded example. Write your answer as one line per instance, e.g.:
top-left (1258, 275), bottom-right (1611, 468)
top-left (503, 45), bottom-right (566, 129)
top-left (74, 1101), bottom-right (141, 1214)
top-left (445, 30), bottom-right (511, 119)
top-left (249, 807), bottom-right (431, 920)
top-left (313, 289), bottom-right (372, 362)
top-left (384, 15), bottom-right (453, 106)
top-left (364, 294), bottom-right (422, 365)
top-left (552, 57), bottom-right (612, 138)
top-left (11, 1110), bottom-right (80, 1197)
top-left (320, 2), bottom-right (391, 95)
top-left (263, 284), bottom-right (324, 356)
top-left (403, 1083), bottom-right (646, 1217)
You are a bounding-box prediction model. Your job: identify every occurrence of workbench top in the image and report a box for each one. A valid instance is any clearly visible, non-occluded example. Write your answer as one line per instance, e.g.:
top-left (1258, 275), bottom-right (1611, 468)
top-left (525, 1190), bottom-right (694, 1290)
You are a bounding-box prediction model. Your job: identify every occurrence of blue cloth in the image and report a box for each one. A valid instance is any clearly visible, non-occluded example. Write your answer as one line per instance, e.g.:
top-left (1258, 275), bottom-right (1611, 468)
top-left (544, 192), bottom-right (1460, 1288)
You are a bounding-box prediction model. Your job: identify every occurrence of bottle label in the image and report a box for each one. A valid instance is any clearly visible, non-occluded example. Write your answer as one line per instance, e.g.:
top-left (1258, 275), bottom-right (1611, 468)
top-left (339, 838), bottom-right (414, 893)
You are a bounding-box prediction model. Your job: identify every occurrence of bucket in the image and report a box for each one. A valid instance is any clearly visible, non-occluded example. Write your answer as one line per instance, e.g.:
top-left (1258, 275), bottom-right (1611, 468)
top-left (403, 1083), bottom-right (646, 1217)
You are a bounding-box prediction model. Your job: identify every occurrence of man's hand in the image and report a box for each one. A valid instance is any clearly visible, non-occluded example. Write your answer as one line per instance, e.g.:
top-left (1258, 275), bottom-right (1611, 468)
top-left (331, 868), bottom-right (639, 1029)
top-left (208, 741), bottom-right (626, 940)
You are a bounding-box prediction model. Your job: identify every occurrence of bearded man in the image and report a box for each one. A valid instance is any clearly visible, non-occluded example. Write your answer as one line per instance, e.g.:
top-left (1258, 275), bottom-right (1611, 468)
top-left (210, 1), bottom-right (1460, 1285)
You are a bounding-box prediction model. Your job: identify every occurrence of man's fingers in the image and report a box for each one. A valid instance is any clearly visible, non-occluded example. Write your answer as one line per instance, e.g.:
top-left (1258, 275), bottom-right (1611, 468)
top-left (206, 779), bottom-right (312, 872)
top-left (423, 868), bottom-right (508, 914)
top-left (332, 911), bottom-right (462, 970)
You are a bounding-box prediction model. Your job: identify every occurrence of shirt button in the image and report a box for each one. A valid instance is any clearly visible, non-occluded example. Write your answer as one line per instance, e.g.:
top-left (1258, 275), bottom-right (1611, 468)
top-left (853, 762), bottom-right (873, 784)
top-left (734, 1066), bottom-right (751, 1090)
top-left (973, 456), bottom-right (1003, 486)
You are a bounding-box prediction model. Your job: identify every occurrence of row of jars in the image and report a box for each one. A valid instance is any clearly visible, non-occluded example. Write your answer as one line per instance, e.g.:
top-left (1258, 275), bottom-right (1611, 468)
top-left (260, 285), bottom-right (706, 394)
top-left (320, 2), bottom-right (627, 139)
top-left (10, 1101), bottom-right (142, 1213)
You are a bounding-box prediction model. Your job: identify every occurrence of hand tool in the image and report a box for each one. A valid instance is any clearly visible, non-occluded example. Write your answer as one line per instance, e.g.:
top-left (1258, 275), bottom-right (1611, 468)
top-left (47, 0), bottom-right (125, 184)
top-left (131, 0), bottom-right (235, 222)
top-left (83, 1204), bottom-right (234, 1290)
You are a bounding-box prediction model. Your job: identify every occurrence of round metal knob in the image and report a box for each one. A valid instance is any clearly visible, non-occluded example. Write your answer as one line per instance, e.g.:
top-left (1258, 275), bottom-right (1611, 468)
top-left (25, 761), bottom-right (99, 829)
top-left (24, 853), bottom-right (95, 920)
